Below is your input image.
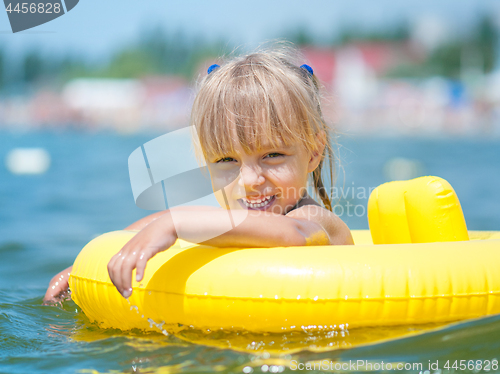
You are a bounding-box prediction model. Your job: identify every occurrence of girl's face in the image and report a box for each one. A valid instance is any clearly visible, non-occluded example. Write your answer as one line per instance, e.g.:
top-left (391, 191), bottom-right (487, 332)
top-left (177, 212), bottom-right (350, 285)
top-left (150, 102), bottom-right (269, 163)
top-left (206, 139), bottom-right (323, 215)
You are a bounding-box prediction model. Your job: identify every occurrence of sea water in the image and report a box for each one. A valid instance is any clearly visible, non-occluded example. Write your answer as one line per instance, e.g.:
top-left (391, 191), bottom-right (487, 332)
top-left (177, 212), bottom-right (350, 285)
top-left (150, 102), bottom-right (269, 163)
top-left (1, 129), bottom-right (499, 374)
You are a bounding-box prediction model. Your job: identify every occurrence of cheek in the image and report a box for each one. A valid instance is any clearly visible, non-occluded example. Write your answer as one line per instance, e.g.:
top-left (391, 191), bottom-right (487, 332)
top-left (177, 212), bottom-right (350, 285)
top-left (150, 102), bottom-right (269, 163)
top-left (209, 168), bottom-right (241, 208)
top-left (268, 162), bottom-right (305, 186)
top-left (211, 176), bottom-right (240, 198)
top-left (267, 163), bottom-right (309, 201)
top-left (209, 167), bottom-right (240, 191)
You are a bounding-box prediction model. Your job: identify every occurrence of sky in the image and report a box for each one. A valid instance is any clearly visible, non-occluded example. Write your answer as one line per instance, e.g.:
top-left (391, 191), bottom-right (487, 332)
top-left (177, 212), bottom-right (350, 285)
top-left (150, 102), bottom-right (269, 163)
top-left (1, 0), bottom-right (500, 63)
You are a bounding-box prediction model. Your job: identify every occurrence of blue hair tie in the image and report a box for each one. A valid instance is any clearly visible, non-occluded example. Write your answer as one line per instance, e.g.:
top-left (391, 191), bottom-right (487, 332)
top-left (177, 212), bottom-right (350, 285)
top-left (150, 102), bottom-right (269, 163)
top-left (300, 64), bottom-right (314, 76)
top-left (207, 64), bottom-right (220, 74)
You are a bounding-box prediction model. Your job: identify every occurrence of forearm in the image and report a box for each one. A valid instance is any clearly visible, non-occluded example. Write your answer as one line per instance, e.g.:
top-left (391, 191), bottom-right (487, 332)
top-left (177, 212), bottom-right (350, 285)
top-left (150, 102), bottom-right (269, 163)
top-left (124, 206), bottom-right (216, 231)
top-left (125, 211), bottom-right (167, 230)
top-left (170, 209), bottom-right (329, 248)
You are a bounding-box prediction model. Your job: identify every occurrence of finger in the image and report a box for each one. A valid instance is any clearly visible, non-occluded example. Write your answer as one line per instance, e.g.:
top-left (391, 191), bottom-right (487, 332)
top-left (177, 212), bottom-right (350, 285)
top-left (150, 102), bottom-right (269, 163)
top-left (120, 253), bottom-right (138, 298)
top-left (109, 252), bottom-right (127, 296)
top-left (108, 239), bottom-right (134, 288)
top-left (135, 252), bottom-right (149, 282)
top-left (44, 277), bottom-right (58, 301)
top-left (44, 286), bottom-right (55, 301)
top-left (107, 253), bottom-right (119, 288)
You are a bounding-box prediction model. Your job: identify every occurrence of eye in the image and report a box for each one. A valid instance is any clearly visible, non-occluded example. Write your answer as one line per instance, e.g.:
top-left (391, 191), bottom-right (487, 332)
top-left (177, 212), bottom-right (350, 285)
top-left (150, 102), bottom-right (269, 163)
top-left (216, 157), bottom-right (235, 163)
top-left (265, 152), bottom-right (284, 159)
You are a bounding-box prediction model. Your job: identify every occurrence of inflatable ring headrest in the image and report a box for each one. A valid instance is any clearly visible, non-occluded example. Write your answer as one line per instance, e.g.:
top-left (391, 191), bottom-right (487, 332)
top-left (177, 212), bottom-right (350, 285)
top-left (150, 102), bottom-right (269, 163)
top-left (368, 176), bottom-right (469, 244)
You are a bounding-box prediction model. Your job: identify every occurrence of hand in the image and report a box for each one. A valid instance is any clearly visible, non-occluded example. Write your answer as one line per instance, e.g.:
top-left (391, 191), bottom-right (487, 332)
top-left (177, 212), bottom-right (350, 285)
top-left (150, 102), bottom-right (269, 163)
top-left (43, 266), bottom-right (73, 305)
top-left (107, 213), bottom-right (177, 298)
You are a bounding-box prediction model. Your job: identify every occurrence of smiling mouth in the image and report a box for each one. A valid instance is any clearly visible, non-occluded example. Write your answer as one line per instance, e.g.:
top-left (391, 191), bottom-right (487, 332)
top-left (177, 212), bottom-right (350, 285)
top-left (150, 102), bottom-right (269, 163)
top-left (239, 195), bottom-right (276, 210)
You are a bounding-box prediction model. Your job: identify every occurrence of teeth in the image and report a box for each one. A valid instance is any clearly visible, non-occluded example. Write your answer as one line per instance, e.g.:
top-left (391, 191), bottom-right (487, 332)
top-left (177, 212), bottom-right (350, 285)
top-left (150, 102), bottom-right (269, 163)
top-left (242, 195), bottom-right (273, 208)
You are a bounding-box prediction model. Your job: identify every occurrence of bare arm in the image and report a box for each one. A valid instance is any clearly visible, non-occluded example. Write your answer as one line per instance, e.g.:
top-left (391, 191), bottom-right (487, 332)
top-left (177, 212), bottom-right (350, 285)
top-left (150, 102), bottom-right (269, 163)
top-left (43, 266), bottom-right (72, 304)
top-left (107, 207), bottom-right (352, 297)
top-left (43, 208), bottom-right (187, 303)
top-left (125, 206), bottom-right (218, 231)
top-left (286, 205), bottom-right (354, 246)
top-left (124, 211), bottom-right (168, 230)
top-left (175, 209), bottom-right (328, 247)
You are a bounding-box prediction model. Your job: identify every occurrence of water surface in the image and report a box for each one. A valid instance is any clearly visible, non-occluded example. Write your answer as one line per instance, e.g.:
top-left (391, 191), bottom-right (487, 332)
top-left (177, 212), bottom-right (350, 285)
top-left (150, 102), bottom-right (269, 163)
top-left (1, 130), bottom-right (499, 373)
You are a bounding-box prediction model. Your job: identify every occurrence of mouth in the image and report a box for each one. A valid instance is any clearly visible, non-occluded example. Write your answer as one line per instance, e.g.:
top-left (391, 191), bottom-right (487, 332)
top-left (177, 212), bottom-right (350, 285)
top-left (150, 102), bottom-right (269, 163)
top-left (238, 195), bottom-right (276, 210)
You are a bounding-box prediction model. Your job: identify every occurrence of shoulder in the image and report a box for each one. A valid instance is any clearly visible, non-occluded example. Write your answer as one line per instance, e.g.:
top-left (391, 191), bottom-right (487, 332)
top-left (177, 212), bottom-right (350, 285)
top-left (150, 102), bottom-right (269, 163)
top-left (286, 204), bottom-right (354, 245)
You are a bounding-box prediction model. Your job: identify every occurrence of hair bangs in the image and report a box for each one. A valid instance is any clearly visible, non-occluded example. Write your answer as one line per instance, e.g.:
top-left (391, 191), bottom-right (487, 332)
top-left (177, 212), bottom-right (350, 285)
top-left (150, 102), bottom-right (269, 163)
top-left (197, 65), bottom-right (310, 159)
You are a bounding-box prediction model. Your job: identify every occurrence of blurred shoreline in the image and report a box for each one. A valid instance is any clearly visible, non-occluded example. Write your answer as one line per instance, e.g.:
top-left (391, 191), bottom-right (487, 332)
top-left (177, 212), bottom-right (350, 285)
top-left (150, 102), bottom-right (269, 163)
top-left (1, 15), bottom-right (500, 138)
top-left (1, 61), bottom-right (499, 138)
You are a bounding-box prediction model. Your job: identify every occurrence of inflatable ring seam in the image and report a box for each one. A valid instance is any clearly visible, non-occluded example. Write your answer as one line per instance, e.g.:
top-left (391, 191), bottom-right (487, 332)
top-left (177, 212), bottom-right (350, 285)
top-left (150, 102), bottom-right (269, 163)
top-left (72, 277), bottom-right (500, 301)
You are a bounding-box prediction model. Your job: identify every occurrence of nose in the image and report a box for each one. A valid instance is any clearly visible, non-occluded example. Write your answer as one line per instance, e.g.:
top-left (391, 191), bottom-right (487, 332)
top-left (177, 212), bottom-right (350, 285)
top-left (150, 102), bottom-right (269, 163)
top-left (238, 164), bottom-right (265, 188)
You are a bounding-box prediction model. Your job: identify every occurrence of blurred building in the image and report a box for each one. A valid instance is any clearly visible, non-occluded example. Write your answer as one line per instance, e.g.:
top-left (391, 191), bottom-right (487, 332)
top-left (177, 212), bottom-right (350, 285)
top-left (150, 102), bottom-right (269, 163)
top-left (0, 43), bottom-right (499, 137)
top-left (0, 76), bottom-right (192, 132)
top-left (302, 43), bottom-right (499, 137)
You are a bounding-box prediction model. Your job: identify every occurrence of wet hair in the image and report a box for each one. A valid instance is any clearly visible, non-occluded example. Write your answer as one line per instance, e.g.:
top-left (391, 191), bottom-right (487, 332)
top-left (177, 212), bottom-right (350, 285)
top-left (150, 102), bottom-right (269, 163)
top-left (190, 44), bottom-right (335, 211)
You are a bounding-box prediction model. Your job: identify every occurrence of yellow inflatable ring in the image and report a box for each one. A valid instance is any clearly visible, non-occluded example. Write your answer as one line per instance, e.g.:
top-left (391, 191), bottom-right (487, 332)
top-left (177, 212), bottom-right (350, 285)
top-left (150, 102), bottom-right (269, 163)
top-left (69, 177), bottom-right (500, 332)
top-left (70, 230), bottom-right (500, 332)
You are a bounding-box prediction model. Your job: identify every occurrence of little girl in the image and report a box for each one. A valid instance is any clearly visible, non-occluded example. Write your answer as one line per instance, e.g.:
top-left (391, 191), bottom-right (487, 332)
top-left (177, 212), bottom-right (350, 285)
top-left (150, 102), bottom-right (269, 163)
top-left (44, 46), bottom-right (353, 303)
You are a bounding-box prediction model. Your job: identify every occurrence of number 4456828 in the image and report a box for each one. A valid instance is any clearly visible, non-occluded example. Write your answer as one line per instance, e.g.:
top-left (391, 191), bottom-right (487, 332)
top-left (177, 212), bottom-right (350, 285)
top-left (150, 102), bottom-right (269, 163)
top-left (444, 359), bottom-right (498, 371)
top-left (5, 2), bottom-right (61, 14)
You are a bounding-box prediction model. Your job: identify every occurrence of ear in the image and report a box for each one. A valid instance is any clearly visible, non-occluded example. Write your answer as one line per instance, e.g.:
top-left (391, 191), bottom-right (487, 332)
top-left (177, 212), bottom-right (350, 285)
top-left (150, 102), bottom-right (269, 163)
top-left (307, 131), bottom-right (326, 173)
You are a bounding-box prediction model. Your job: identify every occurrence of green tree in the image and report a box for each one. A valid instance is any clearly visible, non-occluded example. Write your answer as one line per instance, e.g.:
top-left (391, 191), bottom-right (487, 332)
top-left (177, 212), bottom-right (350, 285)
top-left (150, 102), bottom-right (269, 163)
top-left (104, 49), bottom-right (157, 78)
top-left (427, 42), bottom-right (463, 79)
top-left (288, 27), bottom-right (315, 46)
top-left (0, 49), bottom-right (4, 89)
top-left (476, 15), bottom-right (498, 73)
top-left (138, 27), bottom-right (194, 77)
top-left (22, 49), bottom-right (44, 83)
top-left (338, 22), bottom-right (410, 45)
top-left (425, 15), bottom-right (498, 78)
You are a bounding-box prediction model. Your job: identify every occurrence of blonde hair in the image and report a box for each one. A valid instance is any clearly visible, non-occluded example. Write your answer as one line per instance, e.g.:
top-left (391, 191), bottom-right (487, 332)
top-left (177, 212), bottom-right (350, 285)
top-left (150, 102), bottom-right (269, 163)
top-left (190, 45), bottom-right (335, 211)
